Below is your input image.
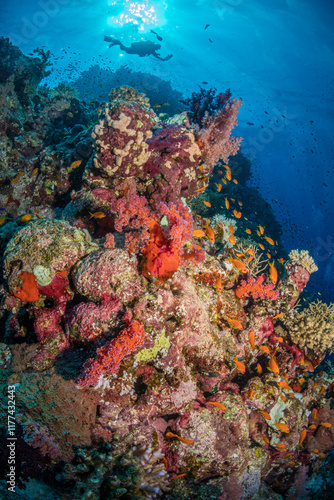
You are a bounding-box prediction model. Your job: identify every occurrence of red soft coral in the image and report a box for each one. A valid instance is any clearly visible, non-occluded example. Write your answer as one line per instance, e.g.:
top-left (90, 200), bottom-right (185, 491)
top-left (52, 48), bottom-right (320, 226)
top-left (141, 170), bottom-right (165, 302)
top-left (235, 274), bottom-right (279, 300)
top-left (141, 200), bottom-right (196, 280)
top-left (13, 271), bottom-right (39, 302)
top-left (76, 319), bottom-right (145, 388)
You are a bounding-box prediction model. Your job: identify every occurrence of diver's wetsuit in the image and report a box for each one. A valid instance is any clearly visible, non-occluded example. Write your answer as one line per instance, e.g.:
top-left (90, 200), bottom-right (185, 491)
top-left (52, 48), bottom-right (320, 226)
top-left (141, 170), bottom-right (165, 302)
top-left (104, 36), bottom-right (173, 61)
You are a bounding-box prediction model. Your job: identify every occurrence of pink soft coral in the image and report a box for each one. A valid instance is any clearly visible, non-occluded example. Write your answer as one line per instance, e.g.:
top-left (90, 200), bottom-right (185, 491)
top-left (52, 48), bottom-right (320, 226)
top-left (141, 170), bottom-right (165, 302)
top-left (197, 98), bottom-right (243, 168)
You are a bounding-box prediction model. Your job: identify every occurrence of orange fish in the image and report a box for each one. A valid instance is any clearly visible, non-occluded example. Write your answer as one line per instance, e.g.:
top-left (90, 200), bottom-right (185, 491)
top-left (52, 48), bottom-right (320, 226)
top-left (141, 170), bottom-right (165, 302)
top-left (245, 228), bottom-right (252, 234)
top-left (299, 378), bottom-right (306, 384)
top-left (170, 473), bottom-right (186, 480)
top-left (256, 363), bottom-right (263, 375)
top-left (229, 235), bottom-right (236, 245)
top-left (229, 225), bottom-right (235, 234)
top-left (267, 252), bottom-right (271, 259)
top-left (259, 410), bottom-right (271, 420)
top-left (278, 381), bottom-right (290, 390)
top-left (206, 226), bottom-right (215, 242)
top-left (218, 170), bottom-right (223, 175)
top-left (233, 358), bottom-right (246, 373)
top-left (276, 336), bottom-right (284, 343)
top-left (256, 230), bottom-right (261, 237)
top-left (214, 278), bottom-right (223, 291)
top-left (230, 259), bottom-right (247, 273)
top-left (275, 443), bottom-right (287, 450)
top-left (238, 201), bottom-right (243, 206)
top-left (259, 345), bottom-right (271, 354)
top-left (246, 248), bottom-right (254, 256)
top-left (21, 214), bottom-right (31, 223)
top-left (235, 251), bottom-right (246, 259)
top-left (312, 408), bottom-right (318, 420)
top-left (269, 261), bottom-right (278, 285)
top-left (318, 452), bottom-right (326, 459)
top-left (230, 198), bottom-right (235, 203)
top-left (154, 102), bottom-right (169, 108)
top-left (264, 236), bottom-right (275, 246)
top-left (222, 179), bottom-right (227, 185)
top-left (313, 448), bottom-right (319, 454)
top-left (319, 386), bottom-right (325, 395)
top-left (233, 179), bottom-right (238, 184)
top-left (249, 329), bottom-right (255, 349)
top-left (258, 225), bottom-right (264, 235)
top-left (248, 388), bottom-right (254, 399)
top-left (225, 170), bottom-right (232, 181)
top-left (69, 160), bottom-right (82, 172)
top-left (262, 434), bottom-right (270, 444)
top-left (320, 422), bottom-right (332, 428)
top-left (89, 212), bottom-right (106, 219)
top-left (308, 424), bottom-right (317, 430)
top-left (0, 216), bottom-right (6, 226)
top-left (30, 168), bottom-right (38, 177)
top-left (268, 356), bottom-right (280, 375)
top-left (299, 428), bottom-right (307, 446)
top-left (290, 461), bottom-right (296, 467)
top-left (275, 423), bottom-right (290, 433)
top-left (206, 402), bottom-right (227, 411)
top-left (278, 258), bottom-right (284, 264)
top-left (228, 318), bottom-right (243, 330)
top-left (272, 313), bottom-right (284, 320)
top-left (67, 112), bottom-right (74, 117)
top-left (195, 186), bottom-right (206, 192)
top-left (233, 209), bottom-right (242, 218)
top-left (225, 198), bottom-right (230, 209)
top-left (259, 243), bottom-right (265, 251)
top-left (192, 229), bottom-right (206, 238)
top-left (280, 395), bottom-right (287, 402)
top-left (11, 172), bottom-right (24, 183)
top-left (165, 432), bottom-right (194, 445)
top-left (199, 165), bottom-right (204, 173)
top-left (215, 183), bottom-right (222, 192)
top-left (203, 201), bottom-right (211, 207)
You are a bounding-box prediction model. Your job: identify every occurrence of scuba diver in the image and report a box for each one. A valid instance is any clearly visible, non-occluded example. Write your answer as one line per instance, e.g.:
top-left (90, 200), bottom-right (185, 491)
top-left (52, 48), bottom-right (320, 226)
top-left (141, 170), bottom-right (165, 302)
top-left (104, 36), bottom-right (173, 61)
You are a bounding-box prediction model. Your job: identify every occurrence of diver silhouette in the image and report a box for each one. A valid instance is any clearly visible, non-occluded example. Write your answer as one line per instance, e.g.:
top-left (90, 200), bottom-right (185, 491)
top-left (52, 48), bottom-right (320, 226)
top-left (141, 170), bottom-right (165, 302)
top-left (104, 36), bottom-right (173, 61)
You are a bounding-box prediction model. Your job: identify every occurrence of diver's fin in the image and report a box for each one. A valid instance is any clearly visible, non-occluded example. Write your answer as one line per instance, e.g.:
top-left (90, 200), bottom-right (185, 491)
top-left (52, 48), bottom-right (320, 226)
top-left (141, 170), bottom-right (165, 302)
top-left (104, 35), bottom-right (118, 44)
top-left (163, 54), bottom-right (173, 61)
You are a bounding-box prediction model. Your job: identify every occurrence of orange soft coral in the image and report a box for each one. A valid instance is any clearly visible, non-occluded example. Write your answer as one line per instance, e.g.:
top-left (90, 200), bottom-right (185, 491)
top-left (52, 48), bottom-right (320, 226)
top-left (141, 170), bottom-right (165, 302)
top-left (13, 271), bottom-right (40, 302)
top-left (235, 274), bottom-right (279, 301)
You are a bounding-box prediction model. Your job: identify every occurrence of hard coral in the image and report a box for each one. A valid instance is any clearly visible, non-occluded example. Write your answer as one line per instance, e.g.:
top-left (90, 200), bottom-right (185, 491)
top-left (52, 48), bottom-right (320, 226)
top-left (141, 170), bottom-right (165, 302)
top-left (287, 300), bottom-right (334, 357)
top-left (77, 319), bottom-right (146, 387)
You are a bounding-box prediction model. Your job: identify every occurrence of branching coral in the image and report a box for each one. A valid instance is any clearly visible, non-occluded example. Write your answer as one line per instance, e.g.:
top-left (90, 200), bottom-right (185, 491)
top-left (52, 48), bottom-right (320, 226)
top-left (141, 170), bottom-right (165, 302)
top-left (233, 242), bottom-right (268, 276)
top-left (287, 300), bottom-right (334, 356)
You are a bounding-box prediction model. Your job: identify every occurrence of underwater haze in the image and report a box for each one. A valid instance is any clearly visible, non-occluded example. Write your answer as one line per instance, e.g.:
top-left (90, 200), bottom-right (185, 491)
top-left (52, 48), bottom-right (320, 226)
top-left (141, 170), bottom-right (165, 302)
top-left (1, 1), bottom-right (334, 499)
